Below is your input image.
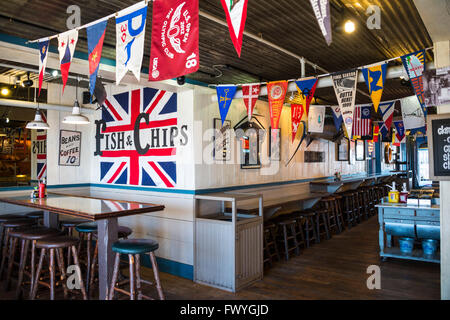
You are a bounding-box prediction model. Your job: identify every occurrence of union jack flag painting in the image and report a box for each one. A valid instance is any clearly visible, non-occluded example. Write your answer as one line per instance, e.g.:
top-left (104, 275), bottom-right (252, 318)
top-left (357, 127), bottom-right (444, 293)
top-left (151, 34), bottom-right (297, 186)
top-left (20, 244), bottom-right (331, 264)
top-left (99, 87), bottom-right (177, 188)
top-left (36, 132), bottom-right (47, 180)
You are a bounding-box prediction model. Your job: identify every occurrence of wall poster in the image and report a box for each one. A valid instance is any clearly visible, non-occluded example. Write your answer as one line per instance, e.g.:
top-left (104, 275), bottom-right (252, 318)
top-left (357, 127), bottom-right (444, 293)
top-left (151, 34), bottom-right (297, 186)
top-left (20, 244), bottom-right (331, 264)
top-left (213, 118), bottom-right (232, 161)
top-left (59, 130), bottom-right (81, 166)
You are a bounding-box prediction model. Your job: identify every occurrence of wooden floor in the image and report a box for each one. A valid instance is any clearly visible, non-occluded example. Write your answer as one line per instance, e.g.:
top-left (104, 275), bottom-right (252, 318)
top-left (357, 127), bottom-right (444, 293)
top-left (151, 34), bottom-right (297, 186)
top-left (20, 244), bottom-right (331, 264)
top-left (0, 215), bottom-right (441, 300)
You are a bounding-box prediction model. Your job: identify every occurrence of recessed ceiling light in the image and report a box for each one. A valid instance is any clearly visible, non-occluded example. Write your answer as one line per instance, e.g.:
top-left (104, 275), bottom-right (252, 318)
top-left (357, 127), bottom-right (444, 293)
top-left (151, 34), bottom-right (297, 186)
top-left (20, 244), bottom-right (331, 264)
top-left (1, 88), bottom-right (10, 96)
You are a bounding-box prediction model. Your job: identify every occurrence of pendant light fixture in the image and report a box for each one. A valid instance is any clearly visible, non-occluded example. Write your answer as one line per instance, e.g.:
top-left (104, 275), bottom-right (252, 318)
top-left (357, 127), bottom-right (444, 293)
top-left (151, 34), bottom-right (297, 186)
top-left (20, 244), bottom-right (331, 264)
top-left (26, 103), bottom-right (50, 130)
top-left (26, 84), bottom-right (49, 130)
top-left (63, 76), bottom-right (90, 125)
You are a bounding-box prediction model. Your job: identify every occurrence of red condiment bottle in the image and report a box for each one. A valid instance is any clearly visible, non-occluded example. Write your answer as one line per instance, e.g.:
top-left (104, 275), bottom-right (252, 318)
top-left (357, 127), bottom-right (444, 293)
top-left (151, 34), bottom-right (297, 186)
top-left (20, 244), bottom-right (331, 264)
top-left (38, 179), bottom-right (46, 198)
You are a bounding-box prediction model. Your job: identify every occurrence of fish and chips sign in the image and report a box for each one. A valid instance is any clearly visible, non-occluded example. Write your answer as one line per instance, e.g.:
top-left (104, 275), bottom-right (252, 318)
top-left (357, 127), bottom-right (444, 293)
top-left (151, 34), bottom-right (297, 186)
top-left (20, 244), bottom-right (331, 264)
top-left (59, 130), bottom-right (81, 166)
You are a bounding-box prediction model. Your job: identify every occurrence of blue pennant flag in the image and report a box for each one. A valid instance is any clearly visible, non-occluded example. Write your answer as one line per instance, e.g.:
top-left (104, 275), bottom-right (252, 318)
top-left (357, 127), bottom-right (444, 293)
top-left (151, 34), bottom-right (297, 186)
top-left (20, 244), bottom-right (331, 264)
top-left (331, 105), bottom-right (343, 132)
top-left (216, 85), bottom-right (237, 125)
top-left (87, 20), bottom-right (108, 101)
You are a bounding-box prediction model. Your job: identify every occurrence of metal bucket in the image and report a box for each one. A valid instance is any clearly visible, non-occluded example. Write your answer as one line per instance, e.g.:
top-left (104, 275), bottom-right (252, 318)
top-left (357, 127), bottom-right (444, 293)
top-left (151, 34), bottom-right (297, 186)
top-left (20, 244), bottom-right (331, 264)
top-left (399, 237), bottom-right (414, 254)
top-left (422, 239), bottom-right (438, 255)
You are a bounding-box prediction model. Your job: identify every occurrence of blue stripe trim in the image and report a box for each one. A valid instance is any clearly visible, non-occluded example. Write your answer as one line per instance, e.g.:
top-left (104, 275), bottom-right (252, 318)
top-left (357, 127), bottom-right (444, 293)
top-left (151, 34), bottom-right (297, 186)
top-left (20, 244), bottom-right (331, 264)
top-left (122, 254), bottom-right (193, 280)
top-left (90, 183), bottom-right (196, 194)
top-left (0, 33), bottom-right (209, 88)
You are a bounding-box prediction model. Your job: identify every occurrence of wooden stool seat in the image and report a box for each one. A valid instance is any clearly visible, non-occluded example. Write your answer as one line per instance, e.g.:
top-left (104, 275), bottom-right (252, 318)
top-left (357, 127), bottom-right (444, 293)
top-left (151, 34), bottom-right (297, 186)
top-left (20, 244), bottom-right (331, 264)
top-left (75, 222), bottom-right (97, 233)
top-left (0, 214), bottom-right (27, 222)
top-left (35, 236), bottom-right (79, 249)
top-left (2, 219), bottom-right (36, 228)
top-left (9, 227), bottom-right (61, 240)
top-left (60, 220), bottom-right (88, 228)
top-left (112, 239), bottom-right (159, 255)
top-left (24, 211), bottom-right (44, 219)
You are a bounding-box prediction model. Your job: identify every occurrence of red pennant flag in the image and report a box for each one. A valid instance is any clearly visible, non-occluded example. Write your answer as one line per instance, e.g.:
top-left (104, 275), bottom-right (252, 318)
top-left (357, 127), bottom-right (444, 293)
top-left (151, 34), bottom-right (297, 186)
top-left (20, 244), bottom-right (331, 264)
top-left (149, 0), bottom-right (199, 81)
top-left (242, 84), bottom-right (260, 121)
top-left (291, 104), bottom-right (305, 142)
top-left (220, 0), bottom-right (248, 57)
top-left (267, 81), bottom-right (288, 130)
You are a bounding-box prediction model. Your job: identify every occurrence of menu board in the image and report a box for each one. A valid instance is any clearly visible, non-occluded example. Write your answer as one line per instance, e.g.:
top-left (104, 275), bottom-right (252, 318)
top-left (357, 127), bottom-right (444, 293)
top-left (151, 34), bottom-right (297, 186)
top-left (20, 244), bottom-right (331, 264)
top-left (59, 130), bottom-right (81, 166)
top-left (427, 114), bottom-right (450, 180)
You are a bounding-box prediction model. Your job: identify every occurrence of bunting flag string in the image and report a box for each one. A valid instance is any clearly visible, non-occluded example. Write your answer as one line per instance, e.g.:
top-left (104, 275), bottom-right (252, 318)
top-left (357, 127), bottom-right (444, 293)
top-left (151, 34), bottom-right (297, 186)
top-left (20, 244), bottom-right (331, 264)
top-left (267, 81), bottom-right (288, 130)
top-left (216, 85), bottom-right (237, 125)
top-left (57, 29), bottom-right (78, 93)
top-left (115, 1), bottom-right (148, 85)
top-left (294, 77), bottom-right (318, 116)
top-left (378, 101), bottom-right (395, 139)
top-left (361, 63), bottom-right (387, 113)
top-left (38, 40), bottom-right (49, 97)
top-left (220, 0), bottom-right (248, 57)
top-left (87, 20), bottom-right (108, 101)
top-left (242, 84), bottom-right (260, 121)
top-left (401, 50), bottom-right (427, 117)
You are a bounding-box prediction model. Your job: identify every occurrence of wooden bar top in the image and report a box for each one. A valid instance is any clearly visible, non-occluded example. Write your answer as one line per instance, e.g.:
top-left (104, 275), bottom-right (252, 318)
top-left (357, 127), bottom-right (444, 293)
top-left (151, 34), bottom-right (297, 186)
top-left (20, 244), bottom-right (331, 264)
top-left (0, 194), bottom-right (165, 220)
top-left (310, 173), bottom-right (395, 186)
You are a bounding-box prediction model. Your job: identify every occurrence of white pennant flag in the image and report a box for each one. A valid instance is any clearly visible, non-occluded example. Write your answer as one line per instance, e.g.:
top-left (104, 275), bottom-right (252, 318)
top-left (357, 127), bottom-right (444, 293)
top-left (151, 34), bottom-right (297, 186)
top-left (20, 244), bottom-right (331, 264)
top-left (115, 2), bottom-right (148, 85)
top-left (332, 70), bottom-right (358, 139)
top-left (58, 29), bottom-right (79, 93)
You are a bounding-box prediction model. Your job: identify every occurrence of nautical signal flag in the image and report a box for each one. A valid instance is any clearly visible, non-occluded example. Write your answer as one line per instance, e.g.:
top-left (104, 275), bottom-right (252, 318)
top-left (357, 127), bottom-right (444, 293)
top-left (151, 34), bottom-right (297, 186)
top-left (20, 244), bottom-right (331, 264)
top-left (116, 1), bottom-right (148, 85)
top-left (57, 29), bottom-right (78, 93)
top-left (394, 120), bottom-right (406, 143)
top-left (331, 105), bottom-right (343, 133)
top-left (295, 77), bottom-right (318, 115)
top-left (220, 0), bottom-right (248, 57)
top-left (87, 20), bottom-right (107, 101)
top-left (362, 63), bottom-right (387, 113)
top-left (378, 101), bottom-right (395, 139)
top-left (291, 104), bottom-right (305, 142)
top-left (38, 40), bottom-right (49, 97)
top-left (309, 0), bottom-right (332, 46)
top-left (267, 81), bottom-right (288, 130)
top-left (401, 49), bottom-right (427, 116)
top-left (242, 84), bottom-right (260, 121)
top-left (216, 85), bottom-right (237, 125)
top-left (352, 105), bottom-right (372, 139)
top-left (149, 0), bottom-right (199, 81)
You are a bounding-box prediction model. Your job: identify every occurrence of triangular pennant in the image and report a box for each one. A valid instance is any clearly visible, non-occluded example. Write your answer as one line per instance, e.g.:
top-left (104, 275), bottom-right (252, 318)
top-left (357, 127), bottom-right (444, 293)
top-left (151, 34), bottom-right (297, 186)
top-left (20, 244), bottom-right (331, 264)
top-left (216, 85), bottom-right (237, 125)
top-left (373, 123), bottom-right (380, 142)
top-left (331, 105), bottom-right (343, 132)
top-left (242, 84), bottom-right (260, 121)
top-left (309, 0), bottom-right (332, 46)
top-left (267, 81), bottom-right (288, 129)
top-left (58, 29), bottom-right (78, 93)
top-left (308, 105), bottom-right (326, 133)
top-left (394, 120), bottom-right (406, 143)
top-left (332, 69), bottom-right (358, 139)
top-left (149, 0), bottom-right (199, 81)
top-left (115, 2), bottom-right (148, 85)
top-left (38, 40), bottom-right (50, 97)
top-left (378, 101), bottom-right (395, 138)
top-left (87, 20), bottom-right (108, 101)
top-left (220, 0), bottom-right (248, 57)
top-left (362, 63), bottom-right (387, 113)
top-left (401, 49), bottom-right (427, 116)
top-left (295, 77), bottom-right (318, 115)
top-left (291, 104), bottom-right (305, 142)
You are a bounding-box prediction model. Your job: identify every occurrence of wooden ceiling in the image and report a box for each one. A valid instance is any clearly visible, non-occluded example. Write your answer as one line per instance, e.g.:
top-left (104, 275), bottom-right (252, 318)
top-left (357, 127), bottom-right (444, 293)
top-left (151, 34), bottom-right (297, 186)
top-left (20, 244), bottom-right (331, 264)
top-left (0, 0), bottom-right (433, 104)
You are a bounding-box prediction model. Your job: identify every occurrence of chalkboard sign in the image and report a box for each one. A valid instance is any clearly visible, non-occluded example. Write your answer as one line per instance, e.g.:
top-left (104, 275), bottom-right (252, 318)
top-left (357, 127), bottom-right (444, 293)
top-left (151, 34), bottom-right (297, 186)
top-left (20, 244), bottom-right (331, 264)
top-left (427, 113), bottom-right (450, 181)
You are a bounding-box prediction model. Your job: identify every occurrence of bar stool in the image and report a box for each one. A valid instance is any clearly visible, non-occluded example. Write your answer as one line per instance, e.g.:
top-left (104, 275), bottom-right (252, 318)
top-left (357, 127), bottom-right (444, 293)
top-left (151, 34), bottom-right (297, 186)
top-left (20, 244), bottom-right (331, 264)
top-left (276, 220), bottom-right (300, 260)
top-left (297, 211), bottom-right (317, 247)
top-left (109, 239), bottom-right (165, 300)
top-left (341, 192), bottom-right (357, 228)
top-left (0, 214), bottom-right (26, 263)
top-left (7, 227), bottom-right (62, 298)
top-left (31, 236), bottom-right (87, 300)
top-left (293, 216), bottom-right (306, 249)
top-left (315, 209), bottom-right (330, 243)
top-left (321, 197), bottom-right (343, 235)
top-left (25, 211), bottom-right (44, 226)
top-left (75, 222), bottom-right (97, 293)
top-left (333, 195), bottom-right (345, 231)
top-left (263, 223), bottom-right (280, 268)
top-left (0, 219), bottom-right (36, 281)
top-left (60, 220), bottom-right (89, 237)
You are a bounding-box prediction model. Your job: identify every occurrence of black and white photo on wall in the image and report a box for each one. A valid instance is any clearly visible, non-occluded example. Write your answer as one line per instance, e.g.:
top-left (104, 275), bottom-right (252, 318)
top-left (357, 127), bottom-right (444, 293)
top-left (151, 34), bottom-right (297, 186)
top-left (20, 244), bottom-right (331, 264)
top-left (349, 140), bottom-right (356, 165)
top-left (213, 118), bottom-right (231, 161)
top-left (59, 130), bottom-right (81, 166)
top-left (356, 140), bottom-right (366, 161)
top-left (269, 127), bottom-right (281, 161)
top-left (336, 138), bottom-right (349, 161)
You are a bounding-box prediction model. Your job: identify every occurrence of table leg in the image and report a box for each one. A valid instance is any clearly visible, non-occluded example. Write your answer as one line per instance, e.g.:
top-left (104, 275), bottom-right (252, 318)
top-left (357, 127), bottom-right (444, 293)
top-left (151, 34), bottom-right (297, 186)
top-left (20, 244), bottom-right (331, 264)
top-left (43, 211), bottom-right (59, 229)
top-left (97, 218), bottom-right (118, 300)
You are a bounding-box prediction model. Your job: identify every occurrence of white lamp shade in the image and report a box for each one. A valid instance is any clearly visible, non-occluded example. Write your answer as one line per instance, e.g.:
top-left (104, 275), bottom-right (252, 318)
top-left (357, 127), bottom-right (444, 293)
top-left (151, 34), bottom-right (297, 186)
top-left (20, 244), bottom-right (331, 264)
top-left (63, 100), bottom-right (90, 124)
top-left (26, 110), bottom-right (49, 130)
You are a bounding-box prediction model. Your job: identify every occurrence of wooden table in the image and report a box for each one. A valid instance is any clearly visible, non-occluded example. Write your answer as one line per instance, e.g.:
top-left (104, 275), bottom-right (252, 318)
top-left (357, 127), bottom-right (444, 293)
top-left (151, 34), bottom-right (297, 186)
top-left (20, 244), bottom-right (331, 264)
top-left (0, 194), bottom-right (164, 299)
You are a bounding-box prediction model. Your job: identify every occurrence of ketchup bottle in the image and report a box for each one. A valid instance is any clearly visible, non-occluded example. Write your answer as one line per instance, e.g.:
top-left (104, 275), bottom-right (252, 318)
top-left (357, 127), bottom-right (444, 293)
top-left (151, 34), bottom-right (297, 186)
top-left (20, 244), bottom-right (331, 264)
top-left (38, 178), bottom-right (46, 198)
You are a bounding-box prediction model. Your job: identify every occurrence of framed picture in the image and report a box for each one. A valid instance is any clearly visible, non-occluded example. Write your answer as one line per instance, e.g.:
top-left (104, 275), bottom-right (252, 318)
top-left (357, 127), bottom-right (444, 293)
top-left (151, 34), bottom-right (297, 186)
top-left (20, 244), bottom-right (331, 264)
top-left (213, 118), bottom-right (231, 161)
top-left (59, 130), bottom-right (81, 166)
top-left (269, 128), bottom-right (281, 161)
top-left (336, 139), bottom-right (349, 161)
top-left (356, 140), bottom-right (366, 161)
top-left (349, 140), bottom-right (356, 164)
top-left (240, 126), bottom-right (261, 169)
